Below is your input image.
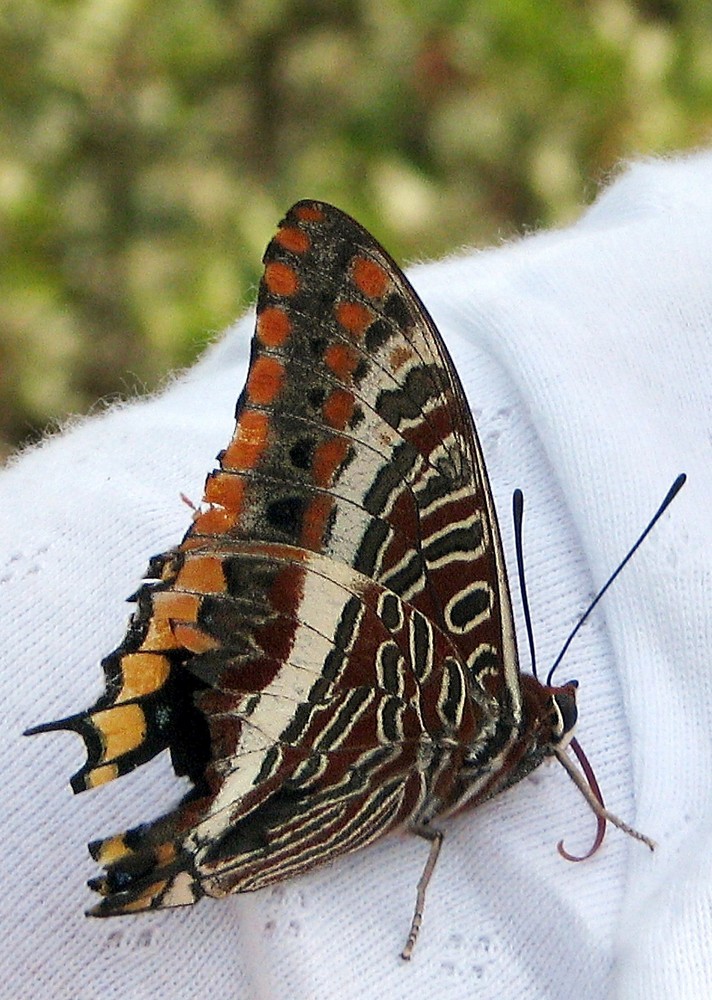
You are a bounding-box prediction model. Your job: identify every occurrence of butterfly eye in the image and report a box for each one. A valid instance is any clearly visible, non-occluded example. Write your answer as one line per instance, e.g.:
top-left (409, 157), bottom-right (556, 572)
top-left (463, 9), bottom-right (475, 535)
top-left (551, 685), bottom-right (578, 744)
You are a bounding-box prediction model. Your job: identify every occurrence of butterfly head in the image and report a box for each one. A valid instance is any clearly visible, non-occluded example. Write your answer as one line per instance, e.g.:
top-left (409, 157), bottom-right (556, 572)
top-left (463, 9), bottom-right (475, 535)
top-left (519, 674), bottom-right (579, 759)
top-left (489, 674), bottom-right (580, 798)
top-left (548, 678), bottom-right (578, 751)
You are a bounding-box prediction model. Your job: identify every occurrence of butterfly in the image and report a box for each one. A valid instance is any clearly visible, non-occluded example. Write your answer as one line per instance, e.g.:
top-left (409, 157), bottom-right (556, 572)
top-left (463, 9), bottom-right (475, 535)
top-left (27, 200), bottom-right (654, 958)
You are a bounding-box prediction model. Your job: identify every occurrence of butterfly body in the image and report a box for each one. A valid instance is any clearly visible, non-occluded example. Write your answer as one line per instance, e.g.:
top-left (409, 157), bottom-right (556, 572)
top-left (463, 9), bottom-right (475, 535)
top-left (29, 201), bottom-right (578, 922)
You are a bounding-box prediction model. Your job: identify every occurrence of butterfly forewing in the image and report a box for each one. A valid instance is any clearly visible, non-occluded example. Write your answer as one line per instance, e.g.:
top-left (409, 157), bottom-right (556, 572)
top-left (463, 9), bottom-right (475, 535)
top-left (30, 201), bottom-right (532, 918)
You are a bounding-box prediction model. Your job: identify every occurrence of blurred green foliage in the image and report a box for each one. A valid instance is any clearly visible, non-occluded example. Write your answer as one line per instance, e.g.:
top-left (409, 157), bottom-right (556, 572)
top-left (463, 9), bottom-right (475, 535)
top-left (2, 0), bottom-right (712, 458)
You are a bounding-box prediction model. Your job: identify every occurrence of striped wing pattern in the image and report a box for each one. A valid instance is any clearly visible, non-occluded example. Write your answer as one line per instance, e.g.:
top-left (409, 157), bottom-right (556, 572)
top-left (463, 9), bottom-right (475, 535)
top-left (30, 201), bottom-right (576, 918)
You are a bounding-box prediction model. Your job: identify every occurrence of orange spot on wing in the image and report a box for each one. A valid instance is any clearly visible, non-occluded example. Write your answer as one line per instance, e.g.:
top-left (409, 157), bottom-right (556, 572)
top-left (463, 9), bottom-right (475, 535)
top-left (190, 506), bottom-right (238, 535)
top-left (312, 436), bottom-right (351, 488)
top-left (154, 842), bottom-right (178, 865)
top-left (389, 344), bottom-right (414, 371)
top-left (93, 703), bottom-right (147, 760)
top-left (117, 653), bottom-right (171, 702)
top-left (274, 226), bottom-right (310, 253)
top-left (322, 389), bottom-right (355, 429)
top-left (93, 835), bottom-right (131, 864)
top-left (257, 306), bottom-right (291, 347)
top-left (300, 493), bottom-right (334, 550)
top-left (294, 203), bottom-right (325, 222)
top-left (172, 622), bottom-right (221, 653)
top-left (264, 261), bottom-right (299, 296)
top-left (324, 343), bottom-right (360, 381)
top-left (335, 301), bottom-right (373, 336)
top-left (352, 256), bottom-right (389, 299)
top-left (139, 615), bottom-right (183, 651)
top-left (181, 537), bottom-right (206, 551)
top-left (204, 472), bottom-right (246, 516)
top-left (152, 590), bottom-right (201, 623)
top-left (246, 355), bottom-right (284, 405)
top-left (222, 409), bottom-right (269, 470)
top-left (120, 882), bottom-right (168, 912)
top-left (86, 764), bottom-right (119, 789)
top-left (177, 555), bottom-right (227, 594)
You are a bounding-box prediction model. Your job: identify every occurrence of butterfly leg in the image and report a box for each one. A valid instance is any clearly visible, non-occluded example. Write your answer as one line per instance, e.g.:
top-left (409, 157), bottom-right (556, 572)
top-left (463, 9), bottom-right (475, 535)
top-left (401, 823), bottom-right (444, 960)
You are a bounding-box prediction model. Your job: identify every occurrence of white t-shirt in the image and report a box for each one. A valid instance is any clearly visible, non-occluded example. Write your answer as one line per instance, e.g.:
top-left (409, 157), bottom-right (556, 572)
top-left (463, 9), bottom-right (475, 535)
top-left (3, 151), bottom-right (711, 999)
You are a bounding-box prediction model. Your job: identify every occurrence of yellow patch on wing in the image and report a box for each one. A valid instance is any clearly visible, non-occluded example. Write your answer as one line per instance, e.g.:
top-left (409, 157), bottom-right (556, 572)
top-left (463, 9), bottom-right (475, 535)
top-left (116, 653), bottom-right (171, 702)
top-left (92, 703), bottom-right (147, 760)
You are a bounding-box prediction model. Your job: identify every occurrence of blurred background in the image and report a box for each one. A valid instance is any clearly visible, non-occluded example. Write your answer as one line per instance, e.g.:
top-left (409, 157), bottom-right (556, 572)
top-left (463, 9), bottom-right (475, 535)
top-left (2, 0), bottom-right (712, 460)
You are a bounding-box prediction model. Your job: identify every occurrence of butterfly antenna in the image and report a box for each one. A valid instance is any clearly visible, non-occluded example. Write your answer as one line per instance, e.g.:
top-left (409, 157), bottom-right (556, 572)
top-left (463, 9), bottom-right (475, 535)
top-left (512, 489), bottom-right (539, 680)
top-left (547, 473), bottom-right (686, 686)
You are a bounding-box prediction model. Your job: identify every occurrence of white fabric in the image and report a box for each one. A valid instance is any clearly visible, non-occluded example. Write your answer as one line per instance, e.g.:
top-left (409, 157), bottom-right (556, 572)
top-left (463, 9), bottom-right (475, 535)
top-left (3, 151), bottom-right (712, 999)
